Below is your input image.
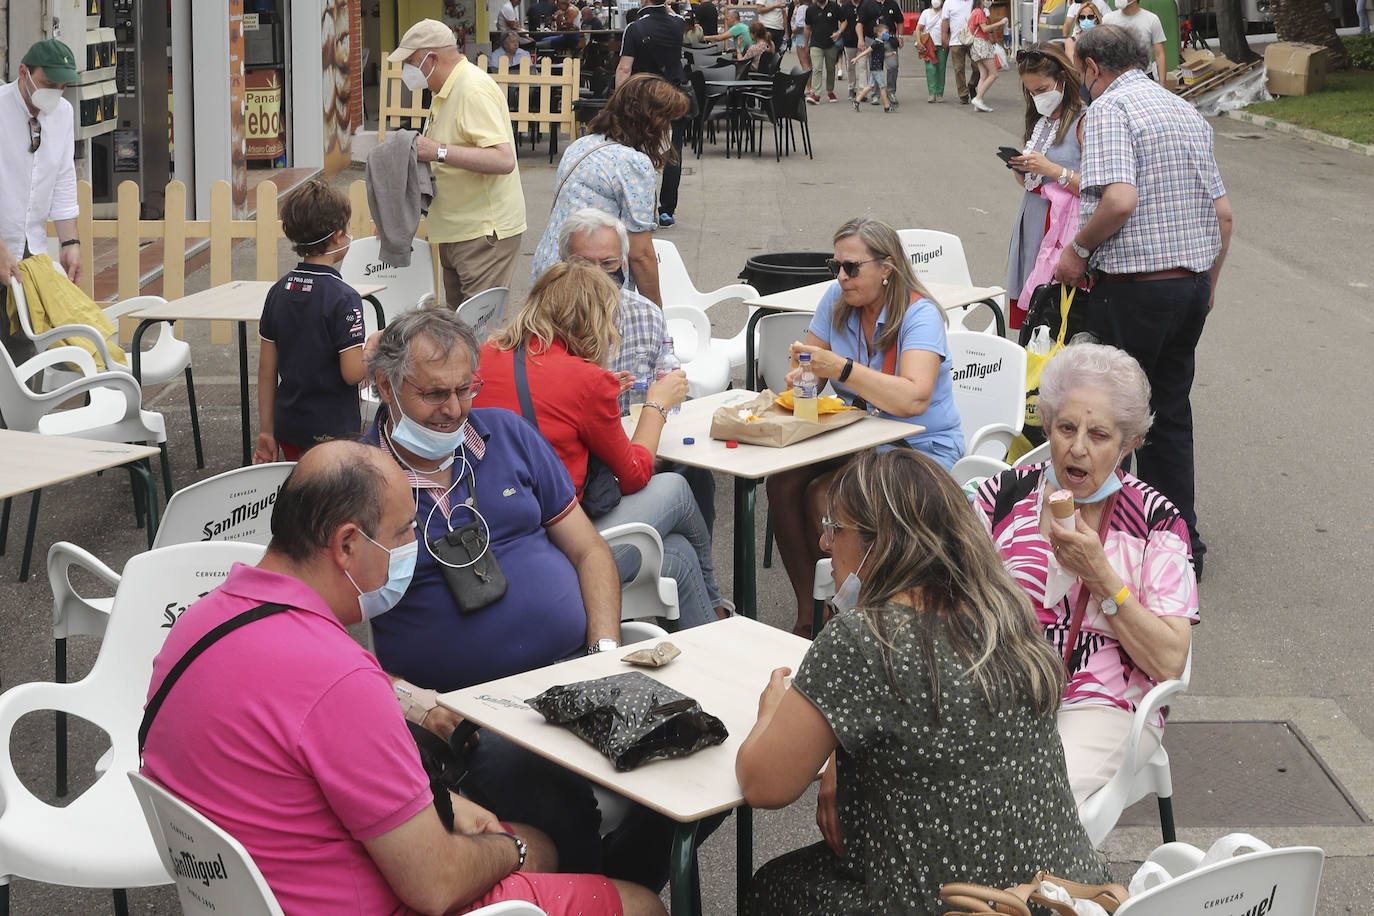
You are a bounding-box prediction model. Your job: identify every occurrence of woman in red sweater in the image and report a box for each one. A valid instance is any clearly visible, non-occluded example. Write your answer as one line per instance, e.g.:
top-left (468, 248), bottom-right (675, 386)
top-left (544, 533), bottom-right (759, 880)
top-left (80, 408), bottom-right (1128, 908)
top-left (475, 261), bottom-right (726, 628)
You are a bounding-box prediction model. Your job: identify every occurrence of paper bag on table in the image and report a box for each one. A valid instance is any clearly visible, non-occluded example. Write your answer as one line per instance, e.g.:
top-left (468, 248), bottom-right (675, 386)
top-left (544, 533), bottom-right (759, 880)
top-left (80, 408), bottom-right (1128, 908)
top-left (709, 389), bottom-right (864, 448)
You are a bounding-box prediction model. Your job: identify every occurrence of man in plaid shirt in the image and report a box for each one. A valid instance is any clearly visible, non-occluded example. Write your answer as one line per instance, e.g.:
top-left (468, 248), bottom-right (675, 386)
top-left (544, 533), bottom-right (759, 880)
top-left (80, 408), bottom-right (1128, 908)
top-left (1055, 24), bottom-right (1232, 576)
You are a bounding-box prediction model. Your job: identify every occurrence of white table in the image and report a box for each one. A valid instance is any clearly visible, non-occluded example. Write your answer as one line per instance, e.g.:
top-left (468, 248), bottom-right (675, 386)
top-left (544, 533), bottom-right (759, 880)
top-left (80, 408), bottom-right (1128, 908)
top-left (627, 389), bottom-right (916, 619)
top-left (439, 615), bottom-right (812, 916)
top-left (740, 278), bottom-right (1008, 386)
top-left (128, 280), bottom-right (387, 466)
top-left (0, 431), bottom-right (161, 582)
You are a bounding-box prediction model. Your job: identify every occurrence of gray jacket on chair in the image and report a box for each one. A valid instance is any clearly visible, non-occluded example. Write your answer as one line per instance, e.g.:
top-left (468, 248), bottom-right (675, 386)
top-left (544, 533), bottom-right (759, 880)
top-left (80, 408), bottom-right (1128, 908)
top-left (365, 130), bottom-right (435, 268)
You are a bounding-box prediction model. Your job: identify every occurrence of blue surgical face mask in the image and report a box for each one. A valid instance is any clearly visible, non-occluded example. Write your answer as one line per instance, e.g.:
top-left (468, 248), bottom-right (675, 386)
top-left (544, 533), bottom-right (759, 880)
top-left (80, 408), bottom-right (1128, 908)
top-left (1077, 17), bottom-right (1096, 30)
top-left (1045, 456), bottom-right (1124, 504)
top-left (386, 399), bottom-right (465, 468)
top-left (346, 528), bottom-right (418, 619)
top-left (830, 542), bottom-right (874, 613)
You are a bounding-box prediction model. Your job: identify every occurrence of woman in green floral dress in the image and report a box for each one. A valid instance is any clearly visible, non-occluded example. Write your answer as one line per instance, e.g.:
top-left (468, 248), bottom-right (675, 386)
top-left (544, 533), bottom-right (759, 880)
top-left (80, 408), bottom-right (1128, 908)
top-left (736, 450), bottom-right (1108, 915)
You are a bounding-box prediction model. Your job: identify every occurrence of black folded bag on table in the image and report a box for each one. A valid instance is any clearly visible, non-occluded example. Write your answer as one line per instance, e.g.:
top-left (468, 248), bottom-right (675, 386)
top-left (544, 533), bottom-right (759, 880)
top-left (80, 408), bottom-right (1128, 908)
top-left (527, 671), bottom-right (729, 771)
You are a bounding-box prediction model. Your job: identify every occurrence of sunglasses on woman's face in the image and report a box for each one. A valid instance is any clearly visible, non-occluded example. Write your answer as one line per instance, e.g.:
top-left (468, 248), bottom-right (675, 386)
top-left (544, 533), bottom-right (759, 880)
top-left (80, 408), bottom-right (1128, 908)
top-left (825, 257), bottom-right (881, 278)
top-left (1079, 13), bottom-right (1098, 21)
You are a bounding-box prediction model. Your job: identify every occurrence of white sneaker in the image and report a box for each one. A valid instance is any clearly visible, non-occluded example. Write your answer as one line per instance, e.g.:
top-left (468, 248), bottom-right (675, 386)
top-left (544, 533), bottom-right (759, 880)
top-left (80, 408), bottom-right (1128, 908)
top-left (971, 97), bottom-right (993, 112)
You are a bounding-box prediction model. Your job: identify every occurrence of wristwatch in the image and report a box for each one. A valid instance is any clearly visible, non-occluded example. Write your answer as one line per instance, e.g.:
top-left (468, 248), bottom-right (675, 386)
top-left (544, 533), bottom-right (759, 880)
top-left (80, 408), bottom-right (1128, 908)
top-left (587, 637), bottom-right (619, 655)
top-left (1070, 238), bottom-right (1092, 260)
top-left (1099, 584), bottom-right (1130, 617)
top-left (500, 832), bottom-right (528, 871)
top-left (435, 144), bottom-right (448, 163)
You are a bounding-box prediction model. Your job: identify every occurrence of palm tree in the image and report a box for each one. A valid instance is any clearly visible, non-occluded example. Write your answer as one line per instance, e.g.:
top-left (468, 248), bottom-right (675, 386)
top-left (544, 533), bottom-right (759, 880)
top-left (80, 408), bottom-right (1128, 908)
top-left (1273, 0), bottom-right (1349, 69)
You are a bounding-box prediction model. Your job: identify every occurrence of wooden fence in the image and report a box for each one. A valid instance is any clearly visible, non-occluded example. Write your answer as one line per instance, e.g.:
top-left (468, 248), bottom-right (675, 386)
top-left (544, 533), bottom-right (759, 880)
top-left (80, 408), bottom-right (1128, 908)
top-left (378, 55), bottom-right (581, 155)
top-left (48, 178), bottom-right (434, 342)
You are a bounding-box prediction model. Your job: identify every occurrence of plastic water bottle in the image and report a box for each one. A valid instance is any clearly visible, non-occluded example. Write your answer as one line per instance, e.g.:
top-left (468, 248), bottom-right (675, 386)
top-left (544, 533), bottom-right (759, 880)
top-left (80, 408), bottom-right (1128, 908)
top-left (627, 348), bottom-right (650, 421)
top-left (793, 352), bottom-right (819, 422)
top-left (654, 337), bottom-right (682, 416)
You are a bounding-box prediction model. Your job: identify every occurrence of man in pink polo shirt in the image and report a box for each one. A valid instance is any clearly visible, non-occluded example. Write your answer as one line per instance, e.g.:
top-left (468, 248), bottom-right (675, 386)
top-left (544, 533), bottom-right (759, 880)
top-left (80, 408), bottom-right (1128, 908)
top-left (140, 440), bottom-right (664, 916)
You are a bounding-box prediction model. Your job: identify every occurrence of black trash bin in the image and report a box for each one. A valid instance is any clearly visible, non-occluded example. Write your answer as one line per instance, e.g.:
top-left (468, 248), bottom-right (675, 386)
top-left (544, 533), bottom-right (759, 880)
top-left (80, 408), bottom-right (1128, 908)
top-left (739, 252), bottom-right (832, 297)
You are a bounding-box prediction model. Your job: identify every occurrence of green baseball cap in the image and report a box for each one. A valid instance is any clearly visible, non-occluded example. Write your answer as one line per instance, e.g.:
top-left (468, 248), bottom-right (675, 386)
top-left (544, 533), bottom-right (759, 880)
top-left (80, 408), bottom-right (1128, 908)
top-left (23, 39), bottom-right (79, 85)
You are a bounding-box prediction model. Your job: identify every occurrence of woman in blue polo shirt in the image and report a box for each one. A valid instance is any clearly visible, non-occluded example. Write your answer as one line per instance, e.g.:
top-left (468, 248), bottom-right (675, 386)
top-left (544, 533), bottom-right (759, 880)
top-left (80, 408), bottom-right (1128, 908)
top-left (765, 216), bottom-right (963, 636)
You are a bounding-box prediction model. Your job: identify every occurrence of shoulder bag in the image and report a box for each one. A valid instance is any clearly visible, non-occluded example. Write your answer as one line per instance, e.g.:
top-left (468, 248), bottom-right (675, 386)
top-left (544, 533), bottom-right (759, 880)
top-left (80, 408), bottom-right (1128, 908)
top-left (513, 344), bottom-right (623, 518)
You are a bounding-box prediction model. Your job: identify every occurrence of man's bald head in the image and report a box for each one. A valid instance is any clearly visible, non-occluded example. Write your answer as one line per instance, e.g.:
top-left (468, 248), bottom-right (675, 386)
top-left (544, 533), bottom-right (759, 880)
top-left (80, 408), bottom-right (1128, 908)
top-left (268, 441), bottom-right (408, 563)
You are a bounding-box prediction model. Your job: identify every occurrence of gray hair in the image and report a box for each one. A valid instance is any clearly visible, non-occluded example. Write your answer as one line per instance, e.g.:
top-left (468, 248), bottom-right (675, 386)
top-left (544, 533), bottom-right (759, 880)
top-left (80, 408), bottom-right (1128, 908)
top-left (1036, 342), bottom-right (1154, 444)
top-left (268, 441), bottom-right (387, 563)
top-left (1073, 23), bottom-right (1149, 76)
top-left (365, 308), bottom-right (480, 399)
top-left (557, 208), bottom-right (630, 263)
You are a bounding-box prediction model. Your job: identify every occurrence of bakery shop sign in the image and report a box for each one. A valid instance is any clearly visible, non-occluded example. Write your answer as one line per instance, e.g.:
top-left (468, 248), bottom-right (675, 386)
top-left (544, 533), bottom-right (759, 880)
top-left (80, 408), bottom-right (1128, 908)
top-left (245, 69), bottom-right (286, 159)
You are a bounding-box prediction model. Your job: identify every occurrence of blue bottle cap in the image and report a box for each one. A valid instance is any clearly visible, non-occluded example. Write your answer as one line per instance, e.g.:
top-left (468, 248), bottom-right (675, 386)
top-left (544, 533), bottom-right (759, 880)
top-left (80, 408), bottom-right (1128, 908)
top-left (682, 437), bottom-right (695, 444)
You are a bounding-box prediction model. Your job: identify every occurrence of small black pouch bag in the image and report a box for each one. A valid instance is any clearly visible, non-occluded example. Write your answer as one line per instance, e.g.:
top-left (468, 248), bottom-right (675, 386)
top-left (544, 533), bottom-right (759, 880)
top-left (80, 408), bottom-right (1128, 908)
top-left (429, 467), bottom-right (508, 614)
top-left (527, 671), bottom-right (729, 771)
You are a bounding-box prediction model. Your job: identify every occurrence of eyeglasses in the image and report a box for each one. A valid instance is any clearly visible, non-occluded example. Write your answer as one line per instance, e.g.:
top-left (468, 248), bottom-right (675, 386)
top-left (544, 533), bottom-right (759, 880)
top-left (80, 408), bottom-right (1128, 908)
top-left (820, 515), bottom-right (852, 548)
top-left (1015, 48), bottom-right (1050, 65)
top-left (405, 374), bottom-right (484, 405)
top-left (28, 117), bottom-right (41, 153)
top-left (1078, 13), bottom-right (1098, 20)
top-left (825, 257), bottom-right (881, 278)
top-left (571, 255), bottom-right (624, 273)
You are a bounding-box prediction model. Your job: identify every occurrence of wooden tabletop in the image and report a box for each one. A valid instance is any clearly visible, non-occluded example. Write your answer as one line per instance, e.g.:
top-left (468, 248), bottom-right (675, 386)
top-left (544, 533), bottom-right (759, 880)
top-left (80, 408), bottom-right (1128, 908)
top-left (128, 280), bottom-right (388, 324)
top-left (624, 389), bottom-right (917, 479)
top-left (438, 616), bottom-right (811, 822)
top-left (0, 430), bottom-right (161, 500)
top-left (742, 278), bottom-right (1006, 314)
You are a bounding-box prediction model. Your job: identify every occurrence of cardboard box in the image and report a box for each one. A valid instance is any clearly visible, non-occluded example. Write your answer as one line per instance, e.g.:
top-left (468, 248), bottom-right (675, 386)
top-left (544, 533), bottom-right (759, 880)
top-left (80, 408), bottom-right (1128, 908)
top-left (1264, 41), bottom-right (1329, 96)
top-left (1179, 49), bottom-right (1237, 84)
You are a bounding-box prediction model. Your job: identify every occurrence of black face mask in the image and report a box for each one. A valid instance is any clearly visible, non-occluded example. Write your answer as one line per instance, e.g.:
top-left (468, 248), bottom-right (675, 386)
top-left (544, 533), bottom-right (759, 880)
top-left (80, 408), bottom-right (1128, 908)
top-left (1079, 68), bottom-right (1096, 105)
top-left (608, 268), bottom-right (627, 287)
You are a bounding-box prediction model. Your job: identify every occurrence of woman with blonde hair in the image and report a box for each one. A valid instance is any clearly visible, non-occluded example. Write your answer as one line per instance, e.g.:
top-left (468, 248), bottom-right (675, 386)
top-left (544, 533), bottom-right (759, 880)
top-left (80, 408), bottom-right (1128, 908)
top-left (738, 449), bottom-right (1108, 914)
top-left (474, 260), bottom-right (727, 628)
top-left (529, 74), bottom-right (691, 303)
top-left (766, 216), bottom-right (964, 636)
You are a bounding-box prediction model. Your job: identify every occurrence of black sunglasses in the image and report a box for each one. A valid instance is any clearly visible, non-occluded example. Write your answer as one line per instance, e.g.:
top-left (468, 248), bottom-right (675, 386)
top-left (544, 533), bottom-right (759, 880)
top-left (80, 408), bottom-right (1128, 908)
top-left (825, 257), bottom-right (881, 278)
top-left (1078, 12), bottom-right (1098, 20)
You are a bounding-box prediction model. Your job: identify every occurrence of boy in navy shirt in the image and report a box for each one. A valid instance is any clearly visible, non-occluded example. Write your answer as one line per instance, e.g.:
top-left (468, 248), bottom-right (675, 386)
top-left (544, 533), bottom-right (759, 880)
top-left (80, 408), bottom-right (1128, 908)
top-left (851, 27), bottom-right (892, 110)
top-left (254, 180), bottom-right (367, 462)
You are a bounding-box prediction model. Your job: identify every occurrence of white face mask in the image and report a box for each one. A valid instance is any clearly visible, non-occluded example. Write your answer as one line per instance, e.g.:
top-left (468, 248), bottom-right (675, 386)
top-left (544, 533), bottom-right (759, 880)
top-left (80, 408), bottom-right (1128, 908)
top-left (931, 1), bottom-right (942, 10)
top-left (400, 53), bottom-right (434, 91)
top-left (830, 543), bottom-right (873, 614)
top-left (27, 71), bottom-right (63, 115)
top-left (1032, 83), bottom-right (1064, 117)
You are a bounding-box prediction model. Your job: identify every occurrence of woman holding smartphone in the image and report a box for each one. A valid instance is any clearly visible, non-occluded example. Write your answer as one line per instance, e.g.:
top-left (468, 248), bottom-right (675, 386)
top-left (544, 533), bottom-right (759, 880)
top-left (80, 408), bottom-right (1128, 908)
top-left (1004, 41), bottom-right (1084, 328)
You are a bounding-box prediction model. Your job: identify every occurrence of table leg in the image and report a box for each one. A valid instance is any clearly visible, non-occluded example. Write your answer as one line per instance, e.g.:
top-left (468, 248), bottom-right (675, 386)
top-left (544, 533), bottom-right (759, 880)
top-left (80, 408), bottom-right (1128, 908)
top-left (130, 319), bottom-right (156, 382)
top-left (736, 805), bottom-right (753, 914)
top-left (237, 320), bottom-right (251, 466)
top-left (733, 477), bottom-right (758, 619)
top-left (19, 490), bottom-right (41, 582)
top-left (743, 307), bottom-right (776, 391)
top-left (130, 460), bottom-right (160, 549)
top-left (669, 820), bottom-right (702, 916)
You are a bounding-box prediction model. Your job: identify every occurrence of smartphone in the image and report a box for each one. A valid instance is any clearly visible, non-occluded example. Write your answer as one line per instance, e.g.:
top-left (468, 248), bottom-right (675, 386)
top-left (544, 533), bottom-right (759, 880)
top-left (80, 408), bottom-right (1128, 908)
top-left (996, 146), bottom-right (1021, 167)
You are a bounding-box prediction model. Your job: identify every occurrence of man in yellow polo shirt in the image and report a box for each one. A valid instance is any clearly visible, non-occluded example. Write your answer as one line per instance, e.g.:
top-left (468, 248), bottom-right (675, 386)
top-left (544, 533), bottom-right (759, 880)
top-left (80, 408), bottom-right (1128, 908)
top-left (388, 20), bottom-right (526, 307)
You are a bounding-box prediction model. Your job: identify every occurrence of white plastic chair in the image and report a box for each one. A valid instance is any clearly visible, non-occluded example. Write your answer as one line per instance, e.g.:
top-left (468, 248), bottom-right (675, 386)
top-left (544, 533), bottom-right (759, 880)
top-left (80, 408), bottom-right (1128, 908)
top-left (653, 239), bottom-right (759, 369)
top-left (753, 312), bottom-right (813, 394)
top-left (47, 462), bottom-right (295, 796)
top-left (7, 274), bottom-right (118, 371)
top-left (0, 542), bottom-right (265, 915)
top-left (339, 235), bottom-right (438, 330)
top-left (1018, 440), bottom-right (1051, 466)
top-left (0, 340), bottom-right (171, 582)
top-left (1117, 842), bottom-right (1322, 915)
top-left (946, 330), bottom-right (1027, 460)
top-left (949, 454), bottom-right (1011, 491)
top-left (663, 305), bottom-right (731, 398)
top-left (129, 771), bottom-right (285, 916)
top-left (1078, 649), bottom-right (1192, 848)
top-left (599, 522), bottom-right (680, 625)
top-left (456, 287), bottom-right (510, 341)
top-left (40, 293), bottom-right (203, 469)
top-left (896, 229), bottom-right (1006, 332)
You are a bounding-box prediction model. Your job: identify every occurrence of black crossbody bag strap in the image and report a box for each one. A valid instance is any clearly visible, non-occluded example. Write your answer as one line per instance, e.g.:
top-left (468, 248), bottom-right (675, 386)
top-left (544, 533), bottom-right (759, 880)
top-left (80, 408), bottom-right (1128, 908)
top-left (138, 602), bottom-right (291, 757)
top-left (514, 344), bottom-right (598, 500)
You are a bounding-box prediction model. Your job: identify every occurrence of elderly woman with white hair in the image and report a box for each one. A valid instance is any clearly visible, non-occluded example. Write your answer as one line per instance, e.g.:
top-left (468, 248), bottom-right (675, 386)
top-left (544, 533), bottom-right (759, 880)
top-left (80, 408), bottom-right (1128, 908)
top-left (974, 342), bottom-right (1197, 804)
